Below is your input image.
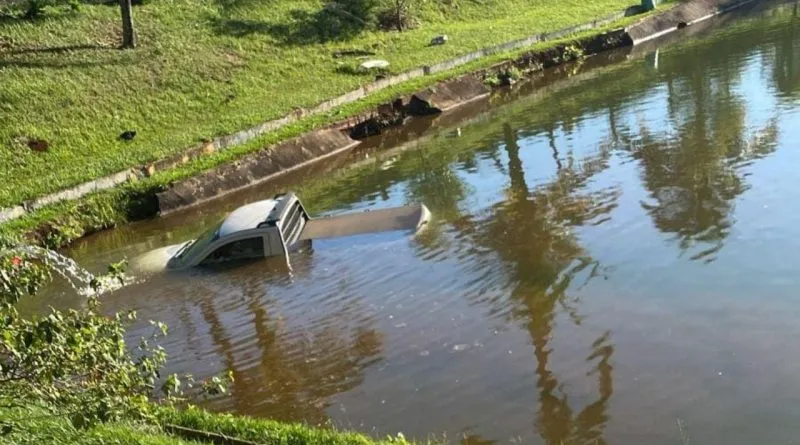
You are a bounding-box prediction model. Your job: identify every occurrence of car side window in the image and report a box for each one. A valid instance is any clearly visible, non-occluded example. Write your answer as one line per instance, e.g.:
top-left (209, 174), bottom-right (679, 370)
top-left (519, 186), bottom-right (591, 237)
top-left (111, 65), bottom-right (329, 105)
top-left (201, 237), bottom-right (265, 264)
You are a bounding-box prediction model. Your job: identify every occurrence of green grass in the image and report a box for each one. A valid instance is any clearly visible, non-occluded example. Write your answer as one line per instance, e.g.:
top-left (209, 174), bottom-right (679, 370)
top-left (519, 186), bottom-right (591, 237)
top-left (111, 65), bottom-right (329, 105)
top-left (0, 0), bottom-right (642, 208)
top-left (0, 404), bottom-right (427, 444)
top-left (158, 406), bottom-right (427, 445)
top-left (0, 405), bottom-right (196, 444)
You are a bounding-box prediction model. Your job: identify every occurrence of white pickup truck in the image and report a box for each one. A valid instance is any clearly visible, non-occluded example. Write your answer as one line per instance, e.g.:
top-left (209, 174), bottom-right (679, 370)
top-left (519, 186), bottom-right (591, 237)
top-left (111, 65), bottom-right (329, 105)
top-left (134, 192), bottom-right (430, 272)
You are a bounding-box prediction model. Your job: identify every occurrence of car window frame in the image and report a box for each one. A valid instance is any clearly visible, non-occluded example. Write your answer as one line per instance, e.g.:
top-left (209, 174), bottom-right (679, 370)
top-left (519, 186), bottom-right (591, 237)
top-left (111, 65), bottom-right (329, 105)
top-left (186, 229), bottom-right (269, 266)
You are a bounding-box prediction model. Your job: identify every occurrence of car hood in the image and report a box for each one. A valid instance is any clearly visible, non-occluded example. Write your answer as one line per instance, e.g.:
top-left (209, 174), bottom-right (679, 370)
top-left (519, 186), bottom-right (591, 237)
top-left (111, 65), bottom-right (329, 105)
top-left (131, 241), bottom-right (192, 274)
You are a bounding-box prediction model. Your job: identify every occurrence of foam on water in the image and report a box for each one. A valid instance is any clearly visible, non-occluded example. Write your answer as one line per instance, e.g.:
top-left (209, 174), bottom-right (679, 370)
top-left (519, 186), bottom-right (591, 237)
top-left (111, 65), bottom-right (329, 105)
top-left (4, 245), bottom-right (128, 296)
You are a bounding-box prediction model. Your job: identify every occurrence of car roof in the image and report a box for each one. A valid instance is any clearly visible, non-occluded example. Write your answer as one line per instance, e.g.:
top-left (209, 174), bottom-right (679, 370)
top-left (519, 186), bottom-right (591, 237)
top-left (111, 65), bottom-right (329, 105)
top-left (217, 199), bottom-right (277, 237)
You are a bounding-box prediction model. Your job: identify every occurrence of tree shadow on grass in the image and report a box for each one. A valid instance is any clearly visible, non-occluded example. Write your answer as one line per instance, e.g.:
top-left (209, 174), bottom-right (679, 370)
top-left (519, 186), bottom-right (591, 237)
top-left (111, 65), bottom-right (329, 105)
top-left (0, 44), bottom-right (126, 69)
top-left (209, 18), bottom-right (273, 38)
top-left (211, 6), bottom-right (370, 44)
top-left (0, 58), bottom-right (125, 68)
top-left (624, 4), bottom-right (643, 16)
top-left (3, 43), bottom-right (112, 55)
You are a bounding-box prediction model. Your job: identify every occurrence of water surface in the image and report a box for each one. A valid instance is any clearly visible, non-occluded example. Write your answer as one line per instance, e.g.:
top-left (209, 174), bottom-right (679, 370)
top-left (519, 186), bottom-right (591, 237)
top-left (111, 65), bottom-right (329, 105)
top-left (56, 4), bottom-right (800, 444)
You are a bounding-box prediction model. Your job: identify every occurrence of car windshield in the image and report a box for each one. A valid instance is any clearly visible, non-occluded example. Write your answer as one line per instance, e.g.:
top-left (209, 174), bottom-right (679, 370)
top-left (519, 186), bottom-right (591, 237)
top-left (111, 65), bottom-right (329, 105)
top-left (176, 223), bottom-right (222, 259)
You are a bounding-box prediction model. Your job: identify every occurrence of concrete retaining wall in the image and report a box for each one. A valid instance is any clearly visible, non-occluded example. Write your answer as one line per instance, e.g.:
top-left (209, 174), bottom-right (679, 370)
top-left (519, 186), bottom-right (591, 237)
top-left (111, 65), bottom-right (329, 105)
top-left (156, 129), bottom-right (360, 214)
top-left (407, 75), bottom-right (491, 115)
top-left (627, 0), bottom-right (760, 44)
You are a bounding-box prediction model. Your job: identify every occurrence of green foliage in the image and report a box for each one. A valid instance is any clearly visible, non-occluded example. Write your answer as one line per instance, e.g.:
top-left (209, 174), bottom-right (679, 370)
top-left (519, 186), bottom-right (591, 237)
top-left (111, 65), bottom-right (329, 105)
top-left (0, 252), bottom-right (50, 305)
top-left (0, 181), bottom-right (161, 249)
top-left (484, 65), bottom-right (522, 87)
top-left (335, 61), bottom-right (367, 75)
top-left (483, 72), bottom-right (501, 87)
top-left (0, 3), bottom-right (669, 248)
top-left (563, 44), bottom-right (585, 61)
top-left (0, 246), bottom-right (231, 429)
top-left (0, 403), bottom-right (432, 444)
top-left (0, 404), bottom-right (194, 444)
top-left (0, 292), bottom-right (167, 425)
top-left (0, 0), bottom-right (75, 19)
top-left (158, 405), bottom-right (415, 445)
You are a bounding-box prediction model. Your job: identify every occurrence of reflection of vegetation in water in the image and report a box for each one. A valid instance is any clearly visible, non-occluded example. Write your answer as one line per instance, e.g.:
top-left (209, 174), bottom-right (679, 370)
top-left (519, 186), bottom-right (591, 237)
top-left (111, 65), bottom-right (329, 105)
top-left (617, 17), bottom-right (783, 262)
top-left (276, 7), bottom-right (798, 439)
top-left (770, 2), bottom-right (799, 100)
top-left (301, 1), bottom-right (796, 259)
top-left (191, 275), bottom-right (383, 425)
top-left (478, 124), bottom-right (616, 445)
top-left (475, 124), bottom-right (616, 311)
top-left (403, 149), bottom-right (473, 249)
top-left (297, 114), bottom-right (621, 441)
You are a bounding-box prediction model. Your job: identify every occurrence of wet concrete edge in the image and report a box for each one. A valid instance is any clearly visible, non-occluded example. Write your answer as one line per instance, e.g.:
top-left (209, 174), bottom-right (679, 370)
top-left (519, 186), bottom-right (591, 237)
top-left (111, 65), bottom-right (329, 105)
top-left (156, 129), bottom-right (361, 215)
top-left (627, 0), bottom-right (762, 43)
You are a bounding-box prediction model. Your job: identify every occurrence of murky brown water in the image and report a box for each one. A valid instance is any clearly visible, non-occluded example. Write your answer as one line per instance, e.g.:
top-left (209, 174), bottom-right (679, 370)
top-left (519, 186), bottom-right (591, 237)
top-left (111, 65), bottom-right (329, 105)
top-left (43, 2), bottom-right (800, 443)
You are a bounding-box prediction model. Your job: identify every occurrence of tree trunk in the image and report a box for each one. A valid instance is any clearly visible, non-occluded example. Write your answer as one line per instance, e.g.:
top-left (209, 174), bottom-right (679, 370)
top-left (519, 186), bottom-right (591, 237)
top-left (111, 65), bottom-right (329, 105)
top-left (120, 0), bottom-right (136, 49)
top-left (394, 0), bottom-right (404, 32)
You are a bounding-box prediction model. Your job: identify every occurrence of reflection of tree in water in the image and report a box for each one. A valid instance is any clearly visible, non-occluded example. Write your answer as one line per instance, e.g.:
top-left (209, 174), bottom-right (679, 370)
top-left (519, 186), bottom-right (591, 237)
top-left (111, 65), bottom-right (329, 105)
top-left (196, 282), bottom-right (383, 425)
top-left (771, 3), bottom-right (799, 100)
top-left (477, 124), bottom-right (617, 317)
top-left (404, 149), bottom-right (473, 250)
top-left (357, 120), bottom-right (618, 444)
top-left (624, 48), bottom-right (780, 261)
top-left (460, 433), bottom-right (497, 445)
top-left (467, 124), bottom-right (618, 444)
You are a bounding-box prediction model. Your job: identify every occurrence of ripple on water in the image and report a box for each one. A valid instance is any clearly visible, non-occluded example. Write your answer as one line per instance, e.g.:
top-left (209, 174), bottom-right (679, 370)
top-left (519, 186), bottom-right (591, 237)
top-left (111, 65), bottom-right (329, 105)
top-left (47, 7), bottom-right (800, 444)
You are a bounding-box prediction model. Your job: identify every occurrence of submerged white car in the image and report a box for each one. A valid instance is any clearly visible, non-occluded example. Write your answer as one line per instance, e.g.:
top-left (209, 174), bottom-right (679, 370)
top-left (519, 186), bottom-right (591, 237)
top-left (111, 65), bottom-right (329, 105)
top-left (134, 193), bottom-right (430, 272)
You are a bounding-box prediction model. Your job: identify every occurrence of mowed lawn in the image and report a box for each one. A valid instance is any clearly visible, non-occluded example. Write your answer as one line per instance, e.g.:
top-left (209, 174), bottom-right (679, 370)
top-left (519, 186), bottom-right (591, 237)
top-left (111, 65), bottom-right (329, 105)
top-left (0, 0), bottom-right (635, 208)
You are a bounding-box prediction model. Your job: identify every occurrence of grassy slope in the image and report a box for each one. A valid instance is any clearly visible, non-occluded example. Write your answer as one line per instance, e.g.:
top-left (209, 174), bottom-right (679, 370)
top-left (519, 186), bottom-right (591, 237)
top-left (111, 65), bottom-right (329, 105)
top-left (0, 0), bottom-right (635, 208)
top-left (0, 405), bottom-right (194, 445)
top-left (0, 404), bottom-right (423, 445)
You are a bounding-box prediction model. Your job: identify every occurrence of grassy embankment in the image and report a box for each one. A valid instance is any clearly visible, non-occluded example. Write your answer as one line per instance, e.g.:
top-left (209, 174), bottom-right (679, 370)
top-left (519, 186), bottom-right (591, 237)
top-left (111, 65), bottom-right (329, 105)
top-left (0, 0), bottom-right (671, 245)
top-left (1, 404), bottom-right (424, 444)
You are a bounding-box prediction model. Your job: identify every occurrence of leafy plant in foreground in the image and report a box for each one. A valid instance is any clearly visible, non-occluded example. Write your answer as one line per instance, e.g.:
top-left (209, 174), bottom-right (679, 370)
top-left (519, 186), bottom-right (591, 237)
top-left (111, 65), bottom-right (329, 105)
top-left (0, 244), bottom-right (231, 428)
